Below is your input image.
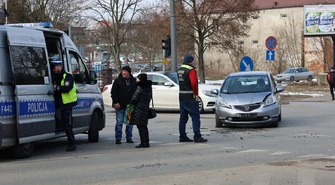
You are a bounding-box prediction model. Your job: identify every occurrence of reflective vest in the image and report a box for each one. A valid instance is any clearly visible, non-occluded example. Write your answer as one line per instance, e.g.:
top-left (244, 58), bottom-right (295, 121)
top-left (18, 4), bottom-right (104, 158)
top-left (178, 64), bottom-right (195, 100)
top-left (61, 72), bottom-right (77, 104)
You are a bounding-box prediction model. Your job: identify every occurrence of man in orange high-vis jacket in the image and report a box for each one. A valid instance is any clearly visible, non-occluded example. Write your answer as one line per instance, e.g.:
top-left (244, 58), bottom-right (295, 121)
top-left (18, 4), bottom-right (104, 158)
top-left (327, 67), bottom-right (335, 100)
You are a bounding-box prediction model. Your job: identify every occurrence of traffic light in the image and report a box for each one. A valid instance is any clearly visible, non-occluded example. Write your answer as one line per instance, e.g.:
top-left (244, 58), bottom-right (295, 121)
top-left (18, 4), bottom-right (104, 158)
top-left (162, 36), bottom-right (171, 58)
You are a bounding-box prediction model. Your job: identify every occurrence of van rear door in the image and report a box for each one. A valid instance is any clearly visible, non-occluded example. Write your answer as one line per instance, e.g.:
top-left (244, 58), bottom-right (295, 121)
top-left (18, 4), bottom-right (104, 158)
top-left (6, 27), bottom-right (56, 144)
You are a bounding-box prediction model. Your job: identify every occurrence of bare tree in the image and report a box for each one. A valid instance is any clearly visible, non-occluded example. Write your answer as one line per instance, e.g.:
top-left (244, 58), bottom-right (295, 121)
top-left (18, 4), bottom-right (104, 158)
top-left (178, 0), bottom-right (256, 83)
top-left (273, 13), bottom-right (303, 68)
top-left (88, 0), bottom-right (142, 71)
top-left (307, 37), bottom-right (333, 72)
top-left (4, 0), bottom-right (86, 29)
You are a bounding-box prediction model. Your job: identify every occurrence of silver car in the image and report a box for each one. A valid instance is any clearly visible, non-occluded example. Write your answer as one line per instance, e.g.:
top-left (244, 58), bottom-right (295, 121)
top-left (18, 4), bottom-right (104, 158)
top-left (275, 67), bottom-right (314, 82)
top-left (213, 71), bottom-right (284, 128)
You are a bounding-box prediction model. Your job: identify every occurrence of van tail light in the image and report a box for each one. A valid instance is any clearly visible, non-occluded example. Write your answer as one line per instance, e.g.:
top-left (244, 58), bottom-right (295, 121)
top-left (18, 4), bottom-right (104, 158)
top-left (102, 86), bottom-right (108, 93)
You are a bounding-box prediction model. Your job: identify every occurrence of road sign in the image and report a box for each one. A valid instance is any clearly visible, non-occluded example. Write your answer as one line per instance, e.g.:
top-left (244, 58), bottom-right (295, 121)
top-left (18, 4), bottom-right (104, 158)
top-left (163, 58), bottom-right (168, 65)
top-left (266, 50), bottom-right (275, 61)
top-left (265, 36), bottom-right (277, 50)
top-left (240, 56), bottom-right (253, 72)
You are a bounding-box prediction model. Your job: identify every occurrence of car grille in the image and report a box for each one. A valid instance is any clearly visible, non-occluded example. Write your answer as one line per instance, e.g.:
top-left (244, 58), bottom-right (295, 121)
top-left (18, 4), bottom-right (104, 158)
top-left (234, 103), bottom-right (261, 112)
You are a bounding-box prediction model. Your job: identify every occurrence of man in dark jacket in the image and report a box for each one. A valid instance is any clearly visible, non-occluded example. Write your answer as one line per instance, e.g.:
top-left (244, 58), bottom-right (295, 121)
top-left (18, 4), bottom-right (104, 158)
top-left (177, 54), bottom-right (208, 143)
top-left (130, 73), bottom-right (152, 148)
top-left (111, 66), bottom-right (137, 144)
top-left (327, 67), bottom-right (335, 100)
top-left (51, 59), bottom-right (78, 152)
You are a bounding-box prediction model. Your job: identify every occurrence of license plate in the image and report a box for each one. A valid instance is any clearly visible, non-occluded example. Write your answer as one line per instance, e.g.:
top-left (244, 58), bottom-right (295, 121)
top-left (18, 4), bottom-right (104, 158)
top-left (237, 113), bottom-right (257, 118)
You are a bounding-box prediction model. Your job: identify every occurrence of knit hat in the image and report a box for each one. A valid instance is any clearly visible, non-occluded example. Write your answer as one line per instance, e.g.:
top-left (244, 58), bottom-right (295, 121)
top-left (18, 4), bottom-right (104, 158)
top-left (121, 66), bottom-right (131, 74)
top-left (137, 73), bottom-right (147, 82)
top-left (183, 54), bottom-right (194, 64)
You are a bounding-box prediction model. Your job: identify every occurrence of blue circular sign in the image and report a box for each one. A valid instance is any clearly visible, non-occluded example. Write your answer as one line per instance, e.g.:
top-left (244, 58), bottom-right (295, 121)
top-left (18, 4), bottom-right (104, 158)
top-left (266, 36), bottom-right (277, 50)
top-left (240, 56), bottom-right (253, 72)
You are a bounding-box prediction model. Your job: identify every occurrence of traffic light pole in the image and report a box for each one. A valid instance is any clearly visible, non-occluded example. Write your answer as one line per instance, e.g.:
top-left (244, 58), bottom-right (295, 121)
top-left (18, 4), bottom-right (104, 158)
top-left (170, 0), bottom-right (177, 72)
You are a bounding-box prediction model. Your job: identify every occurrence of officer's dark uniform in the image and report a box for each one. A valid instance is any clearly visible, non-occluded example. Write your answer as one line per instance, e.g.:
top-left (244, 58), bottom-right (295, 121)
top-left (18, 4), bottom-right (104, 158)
top-left (327, 67), bottom-right (335, 100)
top-left (52, 61), bottom-right (78, 151)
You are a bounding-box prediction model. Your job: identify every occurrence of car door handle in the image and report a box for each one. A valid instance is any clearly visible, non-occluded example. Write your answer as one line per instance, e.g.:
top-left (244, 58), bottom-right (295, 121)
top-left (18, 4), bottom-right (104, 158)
top-left (47, 90), bottom-right (53, 96)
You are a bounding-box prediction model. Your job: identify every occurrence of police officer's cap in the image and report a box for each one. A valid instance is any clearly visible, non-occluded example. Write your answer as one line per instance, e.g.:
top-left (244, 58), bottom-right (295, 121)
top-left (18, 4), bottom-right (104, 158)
top-left (50, 56), bottom-right (62, 67)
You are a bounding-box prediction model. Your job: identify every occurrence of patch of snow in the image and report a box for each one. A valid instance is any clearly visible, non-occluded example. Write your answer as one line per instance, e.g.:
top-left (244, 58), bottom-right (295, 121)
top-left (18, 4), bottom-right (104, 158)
top-left (281, 92), bottom-right (324, 97)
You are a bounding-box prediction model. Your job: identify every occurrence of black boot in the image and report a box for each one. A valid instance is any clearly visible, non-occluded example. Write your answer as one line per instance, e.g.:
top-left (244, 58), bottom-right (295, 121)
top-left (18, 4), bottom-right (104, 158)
top-left (332, 95), bottom-right (334, 100)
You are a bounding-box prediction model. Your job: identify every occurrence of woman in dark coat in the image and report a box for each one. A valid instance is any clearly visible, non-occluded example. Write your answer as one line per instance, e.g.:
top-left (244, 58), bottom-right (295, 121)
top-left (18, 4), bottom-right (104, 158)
top-left (130, 73), bottom-right (153, 148)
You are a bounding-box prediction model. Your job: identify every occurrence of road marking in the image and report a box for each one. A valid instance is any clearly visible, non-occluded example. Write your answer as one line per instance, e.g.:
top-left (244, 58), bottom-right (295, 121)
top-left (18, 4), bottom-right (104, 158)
top-left (300, 134), bottom-right (333, 138)
top-left (297, 154), bottom-right (328, 159)
top-left (237, 149), bottom-right (268, 154)
top-left (251, 172), bottom-right (271, 185)
top-left (269, 151), bottom-right (291, 156)
top-left (298, 169), bottom-right (315, 185)
top-left (160, 142), bottom-right (184, 146)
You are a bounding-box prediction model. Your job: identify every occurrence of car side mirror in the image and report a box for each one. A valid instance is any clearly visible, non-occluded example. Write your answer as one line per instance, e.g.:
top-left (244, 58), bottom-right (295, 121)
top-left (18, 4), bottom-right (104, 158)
top-left (164, 82), bottom-right (174, 87)
top-left (90, 71), bottom-right (98, 84)
top-left (276, 86), bottom-right (284, 93)
top-left (211, 89), bottom-right (219, 95)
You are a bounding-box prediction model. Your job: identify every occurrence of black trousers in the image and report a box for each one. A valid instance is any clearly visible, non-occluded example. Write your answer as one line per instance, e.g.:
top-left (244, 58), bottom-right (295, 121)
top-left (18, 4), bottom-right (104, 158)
top-left (61, 108), bottom-right (76, 145)
top-left (137, 125), bottom-right (149, 144)
top-left (330, 84), bottom-right (334, 99)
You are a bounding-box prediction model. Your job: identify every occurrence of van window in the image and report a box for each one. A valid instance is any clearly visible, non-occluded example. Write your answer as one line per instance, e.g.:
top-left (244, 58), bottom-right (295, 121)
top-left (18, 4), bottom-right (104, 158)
top-left (69, 51), bottom-right (89, 84)
top-left (10, 46), bottom-right (49, 85)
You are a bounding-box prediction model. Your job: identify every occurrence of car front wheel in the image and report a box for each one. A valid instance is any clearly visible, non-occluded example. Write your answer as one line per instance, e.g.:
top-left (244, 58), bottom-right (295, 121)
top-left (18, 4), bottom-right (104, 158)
top-left (307, 75), bottom-right (313, 82)
top-left (289, 76), bottom-right (295, 82)
top-left (198, 97), bottom-right (204, 113)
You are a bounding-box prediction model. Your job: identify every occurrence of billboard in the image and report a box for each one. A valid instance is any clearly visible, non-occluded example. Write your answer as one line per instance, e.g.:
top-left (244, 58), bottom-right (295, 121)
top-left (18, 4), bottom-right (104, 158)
top-left (304, 5), bottom-right (335, 36)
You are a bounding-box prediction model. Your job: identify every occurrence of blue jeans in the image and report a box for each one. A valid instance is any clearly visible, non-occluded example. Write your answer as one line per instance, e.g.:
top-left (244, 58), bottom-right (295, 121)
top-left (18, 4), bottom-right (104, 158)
top-left (115, 109), bottom-right (133, 140)
top-left (179, 99), bottom-right (201, 139)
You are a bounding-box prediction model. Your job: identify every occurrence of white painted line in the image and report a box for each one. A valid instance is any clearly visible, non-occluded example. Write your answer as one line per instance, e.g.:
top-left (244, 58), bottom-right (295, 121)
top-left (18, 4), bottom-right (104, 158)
top-left (237, 149), bottom-right (268, 154)
top-left (219, 146), bottom-right (239, 150)
top-left (300, 134), bottom-right (333, 138)
top-left (298, 169), bottom-right (315, 185)
top-left (269, 151), bottom-right (291, 156)
top-left (297, 154), bottom-right (328, 159)
top-left (251, 172), bottom-right (271, 185)
top-left (160, 143), bottom-right (184, 146)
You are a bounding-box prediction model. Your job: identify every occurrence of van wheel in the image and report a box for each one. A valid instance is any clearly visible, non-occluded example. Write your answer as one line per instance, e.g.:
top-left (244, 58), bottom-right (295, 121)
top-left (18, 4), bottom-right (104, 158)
top-left (12, 142), bottom-right (34, 159)
top-left (215, 114), bottom-right (223, 128)
top-left (278, 113), bottom-right (282, 122)
top-left (88, 112), bottom-right (99, 142)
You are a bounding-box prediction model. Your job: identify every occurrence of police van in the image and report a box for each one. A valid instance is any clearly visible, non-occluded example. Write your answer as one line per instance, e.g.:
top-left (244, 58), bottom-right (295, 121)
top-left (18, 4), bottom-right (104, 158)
top-left (0, 22), bottom-right (106, 158)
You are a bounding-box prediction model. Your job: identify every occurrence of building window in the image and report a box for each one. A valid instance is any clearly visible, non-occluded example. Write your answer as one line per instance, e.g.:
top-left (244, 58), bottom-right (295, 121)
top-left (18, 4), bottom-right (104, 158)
top-left (252, 40), bottom-right (258, 44)
top-left (252, 15), bottom-right (259, 19)
top-left (280, 14), bottom-right (288, 18)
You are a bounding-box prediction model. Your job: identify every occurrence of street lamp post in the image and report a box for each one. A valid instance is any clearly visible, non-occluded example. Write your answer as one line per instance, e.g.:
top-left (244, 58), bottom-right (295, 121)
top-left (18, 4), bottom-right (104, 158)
top-left (170, 0), bottom-right (177, 72)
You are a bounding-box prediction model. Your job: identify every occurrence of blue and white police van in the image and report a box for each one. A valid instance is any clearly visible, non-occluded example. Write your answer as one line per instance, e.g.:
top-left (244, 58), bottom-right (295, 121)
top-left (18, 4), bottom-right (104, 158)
top-left (0, 22), bottom-right (106, 158)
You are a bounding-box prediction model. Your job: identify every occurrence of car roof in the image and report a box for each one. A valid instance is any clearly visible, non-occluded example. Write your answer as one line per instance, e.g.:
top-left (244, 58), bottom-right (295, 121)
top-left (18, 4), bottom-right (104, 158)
top-left (134, 71), bottom-right (177, 75)
top-left (228, 71), bottom-right (269, 77)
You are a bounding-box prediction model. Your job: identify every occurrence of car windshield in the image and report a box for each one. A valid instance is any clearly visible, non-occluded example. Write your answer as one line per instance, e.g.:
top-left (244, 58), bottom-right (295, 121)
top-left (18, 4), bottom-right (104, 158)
top-left (164, 73), bottom-right (179, 85)
top-left (283, 68), bottom-right (296, 73)
top-left (221, 75), bottom-right (271, 94)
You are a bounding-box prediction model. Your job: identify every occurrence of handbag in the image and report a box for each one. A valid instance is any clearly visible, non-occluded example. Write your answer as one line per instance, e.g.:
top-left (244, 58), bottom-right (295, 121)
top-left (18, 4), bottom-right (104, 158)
top-left (124, 104), bottom-right (134, 125)
top-left (148, 95), bottom-right (156, 119)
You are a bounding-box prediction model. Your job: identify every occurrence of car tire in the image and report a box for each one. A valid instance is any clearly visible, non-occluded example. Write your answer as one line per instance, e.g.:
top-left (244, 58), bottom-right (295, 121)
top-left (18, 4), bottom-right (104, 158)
top-left (198, 97), bottom-right (204, 113)
top-left (88, 112), bottom-right (100, 142)
top-left (12, 142), bottom-right (35, 159)
top-left (289, 76), bottom-right (295, 82)
top-left (270, 121), bottom-right (279, 128)
top-left (215, 114), bottom-right (223, 128)
top-left (307, 75), bottom-right (313, 82)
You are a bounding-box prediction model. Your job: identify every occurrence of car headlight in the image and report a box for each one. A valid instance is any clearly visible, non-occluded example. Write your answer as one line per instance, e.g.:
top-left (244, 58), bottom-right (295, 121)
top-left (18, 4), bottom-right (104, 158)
top-left (202, 90), bottom-right (217, 97)
top-left (263, 95), bottom-right (276, 107)
top-left (217, 98), bottom-right (232, 109)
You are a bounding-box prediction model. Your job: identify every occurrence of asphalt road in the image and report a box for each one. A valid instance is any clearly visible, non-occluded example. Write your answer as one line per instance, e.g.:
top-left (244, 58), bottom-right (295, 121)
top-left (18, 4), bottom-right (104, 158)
top-left (0, 102), bottom-right (334, 185)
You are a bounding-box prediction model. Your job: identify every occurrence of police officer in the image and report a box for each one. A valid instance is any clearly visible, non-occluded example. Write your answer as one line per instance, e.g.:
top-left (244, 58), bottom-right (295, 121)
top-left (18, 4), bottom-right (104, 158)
top-left (51, 58), bottom-right (78, 152)
top-left (327, 67), bottom-right (335, 100)
top-left (177, 54), bottom-right (208, 143)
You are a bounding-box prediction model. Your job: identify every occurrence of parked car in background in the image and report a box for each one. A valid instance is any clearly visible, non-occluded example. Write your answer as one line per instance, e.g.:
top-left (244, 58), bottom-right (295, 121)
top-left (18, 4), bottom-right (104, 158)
top-left (213, 71), bottom-right (284, 128)
top-left (102, 72), bottom-right (220, 113)
top-left (275, 67), bottom-right (314, 82)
